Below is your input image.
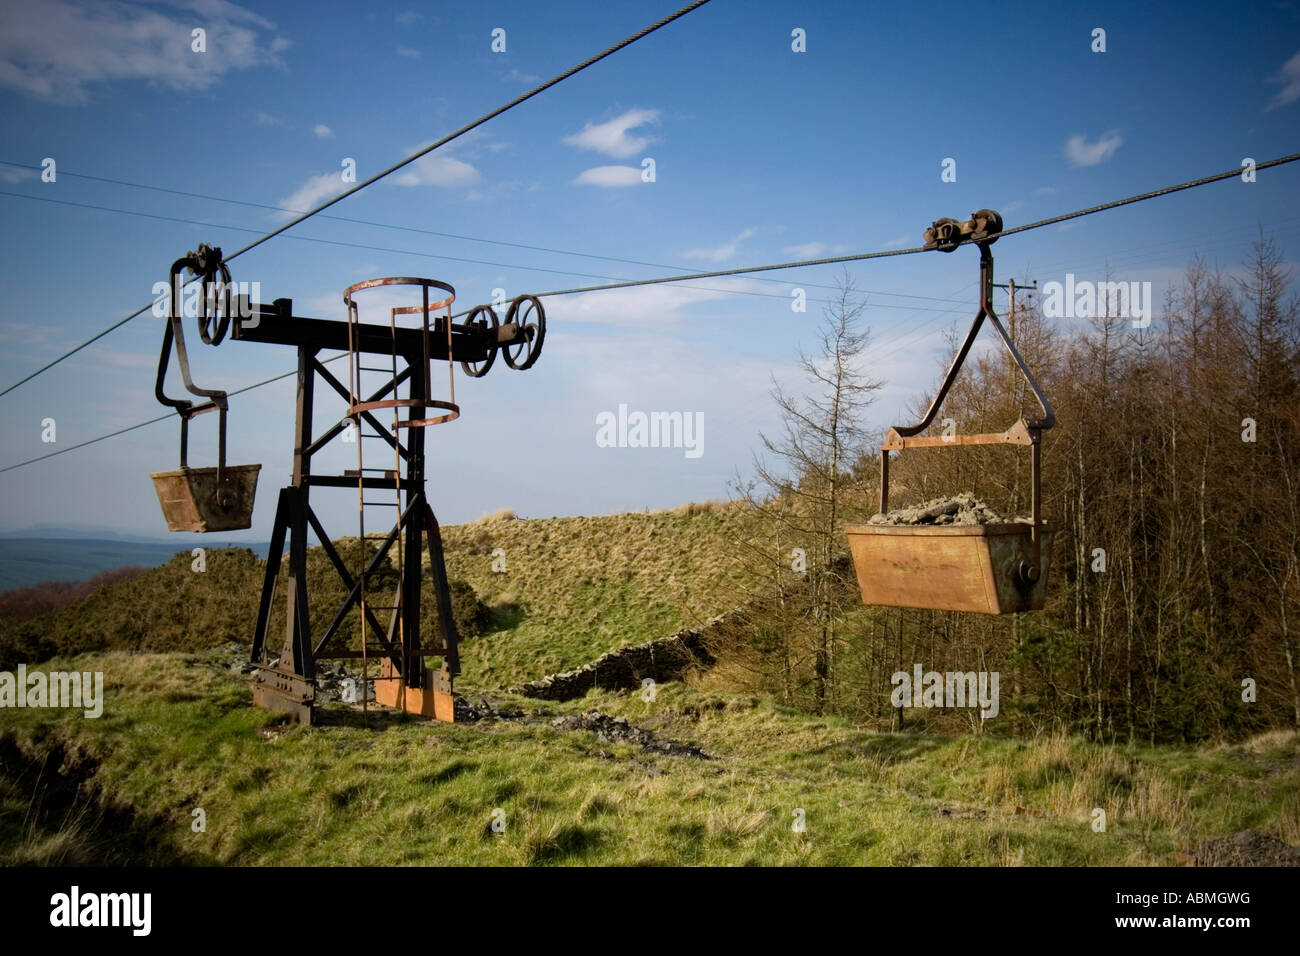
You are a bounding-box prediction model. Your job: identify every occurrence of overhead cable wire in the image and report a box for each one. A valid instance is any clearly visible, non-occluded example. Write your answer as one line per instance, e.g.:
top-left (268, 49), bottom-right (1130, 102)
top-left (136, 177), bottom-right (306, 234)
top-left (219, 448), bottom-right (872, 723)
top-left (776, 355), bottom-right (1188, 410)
top-left (445, 152), bottom-right (1300, 317)
top-left (0, 159), bottom-right (966, 305)
top-left (0, 190), bottom-right (966, 314)
top-left (0, 0), bottom-right (714, 398)
top-left (0, 355), bottom-right (347, 476)
top-left (1, 153), bottom-right (1297, 474)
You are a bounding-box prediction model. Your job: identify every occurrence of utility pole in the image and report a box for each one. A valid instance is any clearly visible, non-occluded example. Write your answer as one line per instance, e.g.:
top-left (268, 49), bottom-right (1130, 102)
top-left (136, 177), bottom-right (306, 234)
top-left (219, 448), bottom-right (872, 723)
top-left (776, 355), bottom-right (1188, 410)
top-left (994, 278), bottom-right (1036, 401)
top-left (994, 277), bottom-right (1037, 343)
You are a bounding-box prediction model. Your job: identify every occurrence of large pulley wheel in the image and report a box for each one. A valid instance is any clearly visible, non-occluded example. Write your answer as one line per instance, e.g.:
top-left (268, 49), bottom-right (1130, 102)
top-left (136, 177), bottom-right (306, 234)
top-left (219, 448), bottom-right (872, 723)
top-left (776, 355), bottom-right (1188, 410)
top-left (461, 304), bottom-right (499, 378)
top-left (502, 295), bottom-right (545, 370)
top-left (194, 256), bottom-right (233, 346)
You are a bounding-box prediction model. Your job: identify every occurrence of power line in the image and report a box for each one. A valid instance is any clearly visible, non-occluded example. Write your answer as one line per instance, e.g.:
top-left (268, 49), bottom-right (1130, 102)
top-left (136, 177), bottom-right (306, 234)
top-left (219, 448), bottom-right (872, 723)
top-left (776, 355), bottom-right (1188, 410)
top-left (0, 0), bottom-right (713, 399)
top-left (2, 155), bottom-right (1298, 477)
top-left (445, 152), bottom-right (1300, 317)
top-left (222, 0), bottom-right (713, 266)
top-left (0, 159), bottom-right (967, 306)
top-left (0, 190), bottom-right (966, 314)
top-left (0, 355), bottom-right (346, 476)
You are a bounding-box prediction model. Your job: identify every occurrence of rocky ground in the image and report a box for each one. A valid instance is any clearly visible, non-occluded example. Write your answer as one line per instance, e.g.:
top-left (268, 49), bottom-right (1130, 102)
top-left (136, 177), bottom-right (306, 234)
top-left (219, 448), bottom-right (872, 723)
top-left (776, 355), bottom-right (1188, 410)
top-left (201, 643), bottom-right (708, 759)
top-left (868, 492), bottom-right (1027, 527)
top-left (549, 711), bottom-right (710, 759)
top-left (209, 644), bottom-right (374, 703)
top-left (513, 628), bottom-right (716, 701)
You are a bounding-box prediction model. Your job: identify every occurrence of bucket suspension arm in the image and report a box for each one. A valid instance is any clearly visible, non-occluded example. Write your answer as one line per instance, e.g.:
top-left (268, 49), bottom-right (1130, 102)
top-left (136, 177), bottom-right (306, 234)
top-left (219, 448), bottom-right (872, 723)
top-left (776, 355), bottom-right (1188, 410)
top-left (879, 225), bottom-right (1056, 583)
top-left (154, 244), bottom-right (233, 477)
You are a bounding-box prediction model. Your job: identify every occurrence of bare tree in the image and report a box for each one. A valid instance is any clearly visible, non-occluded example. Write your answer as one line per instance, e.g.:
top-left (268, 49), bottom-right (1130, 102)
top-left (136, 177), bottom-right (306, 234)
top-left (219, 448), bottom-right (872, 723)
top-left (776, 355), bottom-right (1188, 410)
top-left (741, 270), bottom-right (882, 714)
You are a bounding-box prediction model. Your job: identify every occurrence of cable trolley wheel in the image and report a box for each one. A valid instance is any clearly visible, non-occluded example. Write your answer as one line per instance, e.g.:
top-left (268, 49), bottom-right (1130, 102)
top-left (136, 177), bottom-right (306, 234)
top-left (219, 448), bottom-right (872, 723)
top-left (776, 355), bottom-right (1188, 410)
top-left (461, 304), bottom-right (499, 378)
top-left (502, 295), bottom-right (545, 370)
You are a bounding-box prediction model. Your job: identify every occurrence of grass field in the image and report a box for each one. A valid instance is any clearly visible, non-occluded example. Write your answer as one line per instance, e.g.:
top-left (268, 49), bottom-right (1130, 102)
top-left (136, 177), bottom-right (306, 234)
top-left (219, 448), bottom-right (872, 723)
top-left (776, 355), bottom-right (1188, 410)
top-left (3, 647), bottom-right (1297, 866)
top-left (2, 505), bottom-right (1297, 866)
top-left (440, 505), bottom-right (752, 687)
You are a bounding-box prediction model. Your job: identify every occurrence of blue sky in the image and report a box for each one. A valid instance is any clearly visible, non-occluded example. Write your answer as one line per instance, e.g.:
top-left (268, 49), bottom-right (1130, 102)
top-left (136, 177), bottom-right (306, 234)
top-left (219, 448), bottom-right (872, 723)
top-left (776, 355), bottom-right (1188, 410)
top-left (0, 0), bottom-right (1297, 544)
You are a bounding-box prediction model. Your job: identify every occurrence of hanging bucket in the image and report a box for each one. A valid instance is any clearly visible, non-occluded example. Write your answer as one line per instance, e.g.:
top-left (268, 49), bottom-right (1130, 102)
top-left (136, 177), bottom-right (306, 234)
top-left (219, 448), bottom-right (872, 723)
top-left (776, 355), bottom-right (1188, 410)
top-left (845, 522), bottom-right (1052, 614)
top-left (151, 464), bottom-right (261, 532)
top-left (846, 224), bottom-right (1056, 616)
top-left (151, 244), bottom-right (262, 533)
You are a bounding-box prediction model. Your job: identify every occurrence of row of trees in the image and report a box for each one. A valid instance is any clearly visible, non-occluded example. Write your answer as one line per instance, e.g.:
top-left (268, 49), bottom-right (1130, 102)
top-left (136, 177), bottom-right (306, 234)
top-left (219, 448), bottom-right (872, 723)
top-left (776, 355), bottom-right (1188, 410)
top-left (731, 236), bottom-right (1300, 743)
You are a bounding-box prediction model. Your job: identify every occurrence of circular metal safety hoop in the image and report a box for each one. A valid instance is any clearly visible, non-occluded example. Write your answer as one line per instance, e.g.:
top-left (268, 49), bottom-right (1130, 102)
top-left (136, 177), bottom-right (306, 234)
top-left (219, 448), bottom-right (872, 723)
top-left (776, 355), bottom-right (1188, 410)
top-left (460, 304), bottom-right (499, 379)
top-left (342, 276), bottom-right (460, 428)
top-left (502, 294), bottom-right (546, 370)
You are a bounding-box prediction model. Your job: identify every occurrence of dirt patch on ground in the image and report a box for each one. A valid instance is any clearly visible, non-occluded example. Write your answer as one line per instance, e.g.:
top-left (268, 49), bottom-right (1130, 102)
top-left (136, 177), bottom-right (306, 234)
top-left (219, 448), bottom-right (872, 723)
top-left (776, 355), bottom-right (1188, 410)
top-left (869, 493), bottom-right (1025, 526)
top-left (551, 711), bottom-right (710, 759)
top-left (453, 696), bottom-right (709, 759)
top-left (452, 694), bottom-right (536, 723)
top-left (1190, 829), bottom-right (1300, 866)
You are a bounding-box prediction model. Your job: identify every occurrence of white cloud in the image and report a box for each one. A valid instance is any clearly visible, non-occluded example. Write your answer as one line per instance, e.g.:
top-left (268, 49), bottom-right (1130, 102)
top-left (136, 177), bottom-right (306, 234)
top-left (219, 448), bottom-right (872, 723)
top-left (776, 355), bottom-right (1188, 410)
top-left (1266, 49), bottom-right (1300, 110)
top-left (562, 108), bottom-right (660, 158)
top-left (881, 235), bottom-right (911, 250)
top-left (313, 123), bottom-right (333, 139)
top-left (0, 320), bottom-right (60, 346)
top-left (306, 286), bottom-right (419, 324)
top-left (782, 242), bottom-right (826, 259)
top-left (502, 67), bottom-right (540, 85)
top-left (97, 349), bottom-right (157, 369)
top-left (397, 46), bottom-right (421, 59)
top-left (553, 278), bottom-right (767, 326)
top-left (1064, 130), bottom-right (1123, 167)
top-left (275, 172), bottom-right (344, 219)
top-left (465, 178), bottom-right (525, 202)
top-left (683, 228), bottom-right (756, 262)
top-left (783, 240), bottom-right (856, 258)
top-left (395, 10), bottom-right (422, 25)
top-left (393, 154), bottom-right (480, 188)
top-left (0, 0), bottom-right (283, 105)
top-left (571, 165), bottom-right (642, 188)
top-left (254, 110), bottom-right (282, 126)
top-left (0, 165), bottom-right (38, 184)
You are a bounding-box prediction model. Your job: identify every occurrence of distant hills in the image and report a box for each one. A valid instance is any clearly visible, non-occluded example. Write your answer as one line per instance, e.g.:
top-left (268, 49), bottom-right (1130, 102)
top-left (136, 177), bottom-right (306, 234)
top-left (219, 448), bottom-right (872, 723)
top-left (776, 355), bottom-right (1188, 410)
top-left (0, 533), bottom-right (269, 592)
top-left (0, 505), bottom-right (753, 690)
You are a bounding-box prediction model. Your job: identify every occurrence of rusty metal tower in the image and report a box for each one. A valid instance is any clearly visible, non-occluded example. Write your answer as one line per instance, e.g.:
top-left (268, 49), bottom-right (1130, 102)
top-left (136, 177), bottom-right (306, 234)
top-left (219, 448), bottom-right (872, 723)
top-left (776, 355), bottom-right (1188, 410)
top-left (150, 245), bottom-right (544, 723)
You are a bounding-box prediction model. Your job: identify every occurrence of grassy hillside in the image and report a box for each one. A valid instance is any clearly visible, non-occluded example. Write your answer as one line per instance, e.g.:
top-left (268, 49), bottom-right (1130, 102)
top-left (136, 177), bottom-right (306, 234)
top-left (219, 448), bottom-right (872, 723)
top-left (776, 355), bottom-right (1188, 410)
top-left (3, 649), bottom-right (1297, 866)
top-left (0, 548), bottom-right (264, 668)
top-left (441, 505), bottom-right (754, 687)
top-left (0, 504), bottom-right (758, 689)
top-left (2, 505), bottom-right (1297, 867)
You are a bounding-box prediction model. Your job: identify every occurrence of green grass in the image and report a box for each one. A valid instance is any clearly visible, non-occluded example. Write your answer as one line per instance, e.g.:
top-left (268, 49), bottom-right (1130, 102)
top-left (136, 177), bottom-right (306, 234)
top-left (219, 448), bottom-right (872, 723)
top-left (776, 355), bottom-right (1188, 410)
top-left (3, 502), bottom-right (1296, 866)
top-left (441, 506), bottom-right (755, 688)
top-left (3, 649), bottom-right (1296, 866)
top-left (0, 505), bottom-right (759, 690)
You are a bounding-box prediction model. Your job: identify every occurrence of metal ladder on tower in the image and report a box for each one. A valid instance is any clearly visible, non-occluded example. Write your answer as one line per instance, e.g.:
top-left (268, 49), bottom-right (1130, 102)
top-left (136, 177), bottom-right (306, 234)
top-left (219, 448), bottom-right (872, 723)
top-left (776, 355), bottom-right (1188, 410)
top-left (349, 314), bottom-right (403, 709)
top-left (343, 278), bottom-right (460, 712)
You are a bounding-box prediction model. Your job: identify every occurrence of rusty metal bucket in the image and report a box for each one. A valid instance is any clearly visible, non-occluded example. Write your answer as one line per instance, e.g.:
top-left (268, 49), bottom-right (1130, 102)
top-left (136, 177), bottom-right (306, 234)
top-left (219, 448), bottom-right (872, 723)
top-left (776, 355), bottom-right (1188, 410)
top-left (150, 464), bottom-right (260, 532)
top-left (845, 523), bottom-right (1053, 614)
top-left (850, 223), bottom-right (1057, 616)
